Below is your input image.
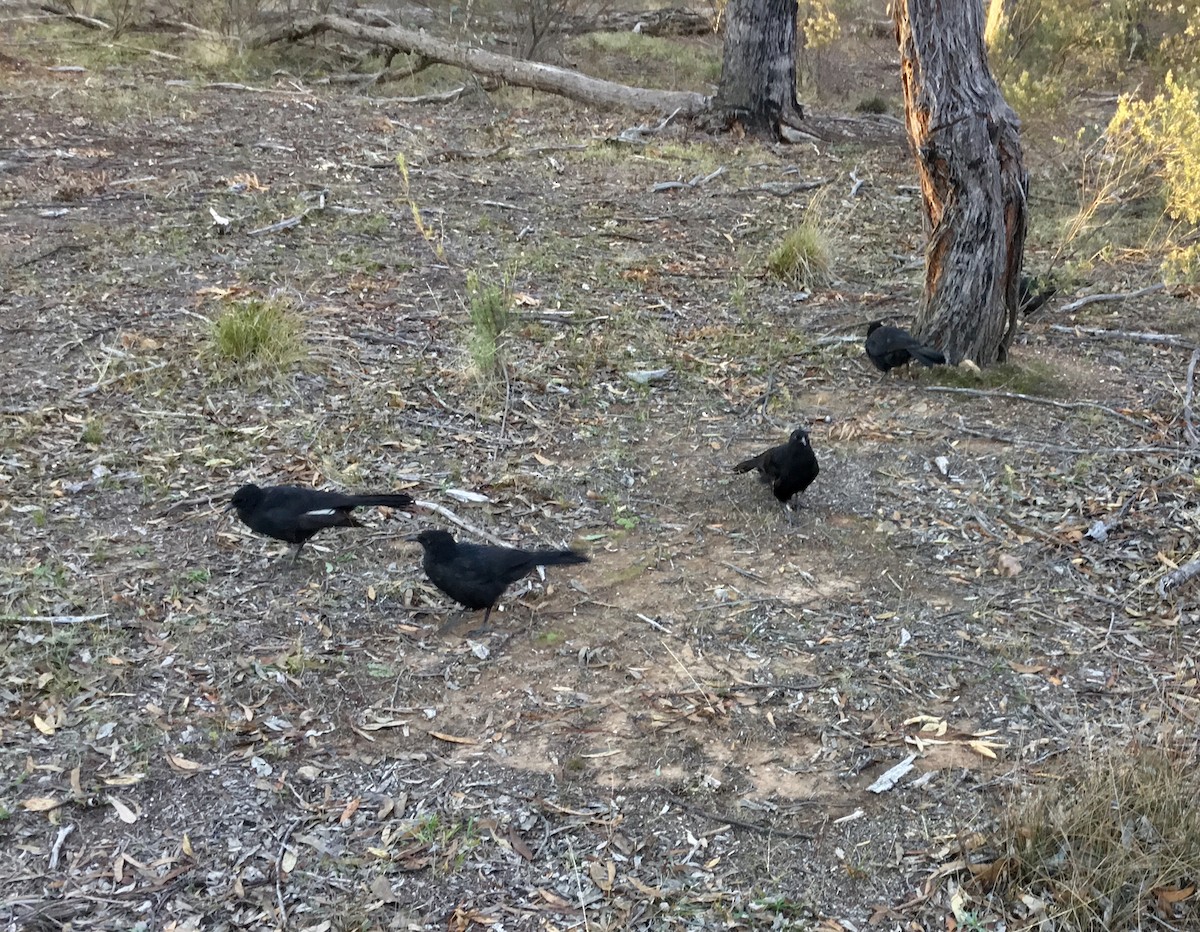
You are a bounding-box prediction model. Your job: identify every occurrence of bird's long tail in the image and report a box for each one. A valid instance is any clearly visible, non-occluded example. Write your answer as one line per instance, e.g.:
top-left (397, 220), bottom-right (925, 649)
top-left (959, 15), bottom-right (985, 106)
top-left (530, 549), bottom-right (589, 567)
top-left (732, 453), bottom-right (766, 474)
top-left (909, 345), bottom-right (945, 366)
top-left (347, 493), bottom-right (415, 510)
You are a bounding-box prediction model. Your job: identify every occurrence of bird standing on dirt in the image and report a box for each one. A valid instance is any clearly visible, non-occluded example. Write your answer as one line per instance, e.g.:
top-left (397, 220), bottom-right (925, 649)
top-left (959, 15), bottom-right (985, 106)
top-left (1019, 274), bottom-right (1057, 316)
top-left (227, 483), bottom-right (414, 564)
top-left (733, 427), bottom-right (820, 505)
top-left (408, 529), bottom-right (589, 628)
top-left (865, 321), bottom-right (945, 373)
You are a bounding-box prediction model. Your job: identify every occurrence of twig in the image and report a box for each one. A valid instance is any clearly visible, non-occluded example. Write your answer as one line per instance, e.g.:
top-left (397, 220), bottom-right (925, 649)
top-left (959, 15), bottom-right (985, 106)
top-left (1048, 323), bottom-right (1196, 349)
top-left (924, 386), bottom-right (1148, 428)
top-left (411, 500), bottom-right (507, 547)
top-left (1158, 557), bottom-right (1200, 598)
top-left (247, 214), bottom-right (305, 236)
top-left (1183, 349), bottom-right (1200, 446)
top-left (660, 792), bottom-right (815, 840)
top-left (0, 613), bottom-right (109, 625)
top-left (636, 612), bottom-right (672, 634)
top-left (1057, 283), bottom-right (1165, 313)
top-left (75, 361), bottom-right (169, 397)
top-left (275, 817), bottom-right (304, 930)
top-left (660, 638), bottom-right (718, 717)
top-left (156, 495), bottom-right (217, 517)
top-left (49, 823), bottom-right (75, 869)
top-left (848, 169), bottom-right (865, 198)
top-left (354, 86), bottom-right (466, 105)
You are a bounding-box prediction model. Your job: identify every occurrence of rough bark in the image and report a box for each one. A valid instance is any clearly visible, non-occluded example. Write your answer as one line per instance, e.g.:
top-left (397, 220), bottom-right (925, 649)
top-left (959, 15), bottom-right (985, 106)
top-left (711, 0), bottom-right (804, 137)
top-left (893, 0), bottom-right (1028, 366)
top-left (251, 13), bottom-right (710, 116)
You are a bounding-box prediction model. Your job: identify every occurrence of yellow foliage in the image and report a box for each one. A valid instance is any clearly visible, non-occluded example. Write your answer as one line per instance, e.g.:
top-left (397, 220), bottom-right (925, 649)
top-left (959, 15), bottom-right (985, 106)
top-left (800, 0), bottom-right (840, 51)
top-left (1106, 72), bottom-right (1200, 226)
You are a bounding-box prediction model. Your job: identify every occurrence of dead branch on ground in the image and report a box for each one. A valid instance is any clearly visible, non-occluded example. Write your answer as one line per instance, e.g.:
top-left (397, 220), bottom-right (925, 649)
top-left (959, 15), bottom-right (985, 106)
top-left (1057, 283), bottom-right (1166, 313)
top-left (1048, 323), bottom-right (1199, 350)
top-left (250, 13), bottom-right (710, 116)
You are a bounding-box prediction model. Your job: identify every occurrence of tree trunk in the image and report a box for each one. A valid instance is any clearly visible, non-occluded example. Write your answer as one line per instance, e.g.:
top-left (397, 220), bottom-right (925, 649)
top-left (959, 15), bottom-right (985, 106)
top-left (893, 0), bottom-right (1027, 366)
top-left (712, 0), bottom-right (804, 137)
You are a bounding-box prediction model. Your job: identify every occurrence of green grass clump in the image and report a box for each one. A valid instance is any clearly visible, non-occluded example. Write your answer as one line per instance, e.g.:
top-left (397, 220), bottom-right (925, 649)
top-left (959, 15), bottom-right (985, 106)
top-left (465, 271), bottom-right (513, 378)
top-left (854, 95), bottom-right (889, 114)
top-left (1001, 747), bottom-right (1200, 930)
top-left (210, 297), bottom-right (304, 370)
top-left (766, 219), bottom-right (832, 288)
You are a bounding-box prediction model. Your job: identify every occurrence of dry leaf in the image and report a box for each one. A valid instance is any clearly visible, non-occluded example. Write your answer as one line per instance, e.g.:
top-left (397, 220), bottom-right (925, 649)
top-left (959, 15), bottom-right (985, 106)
top-left (996, 553), bottom-right (1023, 577)
top-left (107, 795), bottom-right (139, 823)
top-left (369, 874), bottom-right (397, 902)
top-left (627, 876), bottom-right (667, 899)
top-left (338, 797), bottom-right (361, 824)
top-left (22, 796), bottom-right (62, 812)
top-left (968, 740), bottom-right (1001, 760)
top-left (32, 713), bottom-right (56, 736)
top-left (166, 753), bottom-right (206, 773)
top-left (428, 731), bottom-right (477, 745)
top-left (509, 826), bottom-right (534, 862)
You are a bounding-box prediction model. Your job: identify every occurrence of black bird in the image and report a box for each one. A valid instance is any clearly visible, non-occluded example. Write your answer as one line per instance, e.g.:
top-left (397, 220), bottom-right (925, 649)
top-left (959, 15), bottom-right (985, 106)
top-left (865, 321), bottom-right (945, 373)
top-left (1019, 274), bottom-right (1057, 316)
top-left (408, 529), bottom-right (589, 627)
top-left (227, 483), bottom-right (414, 564)
top-left (733, 427), bottom-right (819, 504)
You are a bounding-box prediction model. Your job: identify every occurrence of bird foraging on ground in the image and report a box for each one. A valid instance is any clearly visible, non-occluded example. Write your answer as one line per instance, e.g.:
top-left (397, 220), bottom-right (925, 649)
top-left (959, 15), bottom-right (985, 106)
top-left (1019, 274), bottom-right (1057, 316)
top-left (865, 321), bottom-right (945, 373)
top-left (733, 427), bottom-right (819, 505)
top-left (408, 529), bottom-right (589, 629)
top-left (227, 483), bottom-right (414, 564)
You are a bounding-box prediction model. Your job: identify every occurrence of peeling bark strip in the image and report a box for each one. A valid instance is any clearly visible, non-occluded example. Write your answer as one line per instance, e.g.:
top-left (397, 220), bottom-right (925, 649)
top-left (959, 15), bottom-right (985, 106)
top-left (251, 14), bottom-right (710, 116)
top-left (893, 0), bottom-right (1028, 366)
top-left (713, 0), bottom-right (804, 137)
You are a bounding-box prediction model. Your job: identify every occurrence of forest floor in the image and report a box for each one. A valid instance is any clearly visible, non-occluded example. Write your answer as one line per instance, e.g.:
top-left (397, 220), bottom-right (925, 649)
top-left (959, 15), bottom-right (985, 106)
top-left (2, 18), bottom-right (1199, 932)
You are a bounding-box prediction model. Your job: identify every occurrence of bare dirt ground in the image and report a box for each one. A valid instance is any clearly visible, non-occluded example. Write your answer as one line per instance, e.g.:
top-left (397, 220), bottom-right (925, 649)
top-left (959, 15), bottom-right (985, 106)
top-left (2, 22), bottom-right (1199, 932)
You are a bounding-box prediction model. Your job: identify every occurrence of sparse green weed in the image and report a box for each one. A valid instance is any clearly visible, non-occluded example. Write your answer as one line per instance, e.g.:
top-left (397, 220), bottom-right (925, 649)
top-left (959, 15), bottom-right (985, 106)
top-left (465, 270), bottom-right (514, 378)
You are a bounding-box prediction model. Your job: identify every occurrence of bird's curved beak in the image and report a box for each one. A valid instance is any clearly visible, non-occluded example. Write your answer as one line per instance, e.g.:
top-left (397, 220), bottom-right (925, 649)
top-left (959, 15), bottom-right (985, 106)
top-left (223, 501), bottom-right (236, 513)
top-left (403, 533), bottom-right (422, 543)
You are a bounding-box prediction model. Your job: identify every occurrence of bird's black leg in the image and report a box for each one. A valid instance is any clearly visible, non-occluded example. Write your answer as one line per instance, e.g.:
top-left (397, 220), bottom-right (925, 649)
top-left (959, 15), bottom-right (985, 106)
top-left (290, 542), bottom-right (304, 566)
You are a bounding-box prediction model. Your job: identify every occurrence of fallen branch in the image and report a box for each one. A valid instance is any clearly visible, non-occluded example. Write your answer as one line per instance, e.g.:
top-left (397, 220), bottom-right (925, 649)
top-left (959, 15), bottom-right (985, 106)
top-left (412, 500), bottom-right (507, 547)
top-left (1048, 323), bottom-right (1197, 349)
top-left (248, 192), bottom-right (326, 236)
top-left (650, 165), bottom-right (725, 193)
top-left (925, 386), bottom-right (1149, 428)
top-left (1183, 349), bottom-right (1200, 446)
top-left (1057, 282), bottom-right (1165, 313)
top-left (250, 13), bottom-right (710, 116)
top-left (1158, 557), bottom-right (1200, 598)
top-left (354, 86), bottom-right (467, 106)
top-left (39, 2), bottom-right (110, 29)
top-left (955, 422), bottom-right (1186, 456)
